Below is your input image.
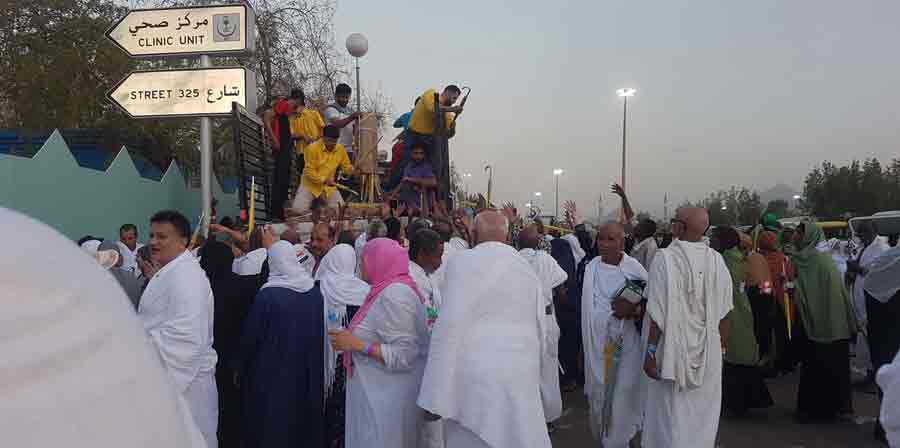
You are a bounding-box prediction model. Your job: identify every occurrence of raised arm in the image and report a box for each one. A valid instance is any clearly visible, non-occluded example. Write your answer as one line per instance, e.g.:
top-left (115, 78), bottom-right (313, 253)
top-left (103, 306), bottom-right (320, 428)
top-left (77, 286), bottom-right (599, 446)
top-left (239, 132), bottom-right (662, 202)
top-left (612, 183), bottom-right (635, 223)
top-left (263, 109), bottom-right (278, 150)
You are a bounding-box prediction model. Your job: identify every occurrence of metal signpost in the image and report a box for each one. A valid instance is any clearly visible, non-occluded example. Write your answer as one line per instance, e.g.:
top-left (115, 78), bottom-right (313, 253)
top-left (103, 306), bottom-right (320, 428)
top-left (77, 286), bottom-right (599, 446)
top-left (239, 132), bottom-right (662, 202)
top-left (106, 2), bottom-right (255, 236)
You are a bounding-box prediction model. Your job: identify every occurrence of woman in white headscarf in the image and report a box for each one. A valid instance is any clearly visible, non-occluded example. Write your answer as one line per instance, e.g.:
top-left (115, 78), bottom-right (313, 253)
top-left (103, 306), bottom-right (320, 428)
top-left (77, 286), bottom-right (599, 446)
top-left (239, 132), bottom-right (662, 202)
top-left (316, 243), bottom-right (371, 448)
top-left (233, 238), bottom-right (325, 448)
top-left (0, 207), bottom-right (205, 447)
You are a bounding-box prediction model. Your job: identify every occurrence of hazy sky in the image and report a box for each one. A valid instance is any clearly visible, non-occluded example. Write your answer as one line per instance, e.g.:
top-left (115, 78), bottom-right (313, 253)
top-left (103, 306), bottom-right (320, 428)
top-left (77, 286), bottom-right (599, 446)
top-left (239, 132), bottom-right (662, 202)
top-left (333, 0), bottom-right (900, 218)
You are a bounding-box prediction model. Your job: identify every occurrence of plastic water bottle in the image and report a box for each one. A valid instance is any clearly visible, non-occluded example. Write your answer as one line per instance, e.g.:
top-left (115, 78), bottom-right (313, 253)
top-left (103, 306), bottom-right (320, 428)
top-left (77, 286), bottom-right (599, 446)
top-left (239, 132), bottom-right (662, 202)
top-left (327, 309), bottom-right (343, 331)
top-left (327, 310), bottom-right (344, 354)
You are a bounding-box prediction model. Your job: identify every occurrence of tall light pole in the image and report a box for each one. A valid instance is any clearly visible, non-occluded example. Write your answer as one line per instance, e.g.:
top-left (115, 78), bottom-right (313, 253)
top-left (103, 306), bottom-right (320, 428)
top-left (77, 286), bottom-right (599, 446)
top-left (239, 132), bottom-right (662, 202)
top-left (485, 165), bottom-right (493, 205)
top-left (616, 88), bottom-right (636, 195)
top-left (463, 172), bottom-right (472, 194)
top-left (553, 168), bottom-right (564, 220)
top-left (345, 33), bottom-right (368, 114)
top-left (534, 191), bottom-right (543, 214)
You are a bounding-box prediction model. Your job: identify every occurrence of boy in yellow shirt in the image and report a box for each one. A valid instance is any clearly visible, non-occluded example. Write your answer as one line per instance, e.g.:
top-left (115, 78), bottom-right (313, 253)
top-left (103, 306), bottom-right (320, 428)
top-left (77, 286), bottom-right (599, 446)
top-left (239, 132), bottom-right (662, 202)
top-left (291, 125), bottom-right (354, 218)
top-left (289, 101), bottom-right (325, 156)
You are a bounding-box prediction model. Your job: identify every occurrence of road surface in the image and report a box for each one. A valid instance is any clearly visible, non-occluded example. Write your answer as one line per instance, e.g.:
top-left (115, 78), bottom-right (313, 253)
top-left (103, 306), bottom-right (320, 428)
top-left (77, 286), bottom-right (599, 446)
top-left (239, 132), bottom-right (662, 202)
top-left (550, 371), bottom-right (883, 447)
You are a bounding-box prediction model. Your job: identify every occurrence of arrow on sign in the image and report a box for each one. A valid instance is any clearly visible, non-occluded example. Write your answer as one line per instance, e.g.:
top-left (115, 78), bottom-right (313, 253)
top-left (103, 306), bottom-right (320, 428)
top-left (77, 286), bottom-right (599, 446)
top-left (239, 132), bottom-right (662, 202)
top-left (106, 4), bottom-right (254, 58)
top-left (107, 67), bottom-right (248, 119)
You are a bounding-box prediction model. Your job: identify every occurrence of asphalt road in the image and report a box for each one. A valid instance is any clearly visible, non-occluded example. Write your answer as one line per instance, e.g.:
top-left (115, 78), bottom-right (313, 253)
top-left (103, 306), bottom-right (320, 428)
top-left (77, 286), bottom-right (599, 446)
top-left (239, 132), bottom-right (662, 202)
top-left (549, 371), bottom-right (884, 447)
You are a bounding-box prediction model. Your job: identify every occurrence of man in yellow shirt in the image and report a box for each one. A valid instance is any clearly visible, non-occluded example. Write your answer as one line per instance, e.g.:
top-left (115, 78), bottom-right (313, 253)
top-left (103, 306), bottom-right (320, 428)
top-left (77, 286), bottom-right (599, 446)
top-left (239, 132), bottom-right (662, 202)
top-left (389, 85), bottom-right (463, 190)
top-left (291, 125), bottom-right (354, 218)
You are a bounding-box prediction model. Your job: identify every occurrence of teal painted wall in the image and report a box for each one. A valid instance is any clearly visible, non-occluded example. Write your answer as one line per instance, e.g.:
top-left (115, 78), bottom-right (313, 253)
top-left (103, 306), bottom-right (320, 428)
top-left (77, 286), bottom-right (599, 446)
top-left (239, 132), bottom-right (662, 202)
top-left (0, 130), bottom-right (240, 243)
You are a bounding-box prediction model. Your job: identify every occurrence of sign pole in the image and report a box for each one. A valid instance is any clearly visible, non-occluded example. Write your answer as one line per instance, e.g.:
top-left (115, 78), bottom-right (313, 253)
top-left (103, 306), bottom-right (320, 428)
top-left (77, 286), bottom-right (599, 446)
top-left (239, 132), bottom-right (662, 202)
top-left (200, 54), bottom-right (212, 237)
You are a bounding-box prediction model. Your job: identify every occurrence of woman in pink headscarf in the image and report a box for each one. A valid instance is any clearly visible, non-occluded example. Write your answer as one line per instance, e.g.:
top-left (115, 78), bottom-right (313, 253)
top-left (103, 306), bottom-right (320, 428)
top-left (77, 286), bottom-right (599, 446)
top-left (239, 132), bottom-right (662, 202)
top-left (329, 238), bottom-right (428, 448)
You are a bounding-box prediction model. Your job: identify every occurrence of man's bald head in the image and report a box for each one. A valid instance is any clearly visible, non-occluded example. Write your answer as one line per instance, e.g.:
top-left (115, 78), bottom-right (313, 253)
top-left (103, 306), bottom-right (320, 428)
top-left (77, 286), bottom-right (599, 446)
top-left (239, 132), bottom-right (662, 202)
top-left (474, 210), bottom-right (509, 245)
top-left (280, 227), bottom-right (301, 245)
top-left (596, 221), bottom-right (625, 263)
top-left (676, 207), bottom-right (709, 242)
top-left (519, 224), bottom-right (540, 250)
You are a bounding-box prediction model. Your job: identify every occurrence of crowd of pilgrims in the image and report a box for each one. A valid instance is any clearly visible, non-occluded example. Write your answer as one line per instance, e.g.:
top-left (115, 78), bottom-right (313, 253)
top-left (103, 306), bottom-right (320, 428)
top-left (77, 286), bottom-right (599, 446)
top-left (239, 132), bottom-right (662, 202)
top-left (6, 189), bottom-right (900, 448)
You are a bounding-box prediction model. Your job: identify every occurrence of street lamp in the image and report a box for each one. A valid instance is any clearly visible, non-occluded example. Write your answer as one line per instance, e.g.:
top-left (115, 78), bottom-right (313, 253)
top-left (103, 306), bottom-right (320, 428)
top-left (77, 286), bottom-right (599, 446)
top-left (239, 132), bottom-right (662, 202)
top-left (345, 33), bottom-right (368, 114)
top-left (553, 168), bottom-right (564, 219)
top-left (616, 88), bottom-right (636, 200)
top-left (463, 172), bottom-right (472, 193)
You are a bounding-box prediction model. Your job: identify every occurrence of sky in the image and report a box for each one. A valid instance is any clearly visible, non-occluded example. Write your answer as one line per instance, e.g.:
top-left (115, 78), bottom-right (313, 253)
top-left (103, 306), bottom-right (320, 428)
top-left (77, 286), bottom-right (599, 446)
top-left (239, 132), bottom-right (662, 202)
top-left (333, 0), bottom-right (900, 218)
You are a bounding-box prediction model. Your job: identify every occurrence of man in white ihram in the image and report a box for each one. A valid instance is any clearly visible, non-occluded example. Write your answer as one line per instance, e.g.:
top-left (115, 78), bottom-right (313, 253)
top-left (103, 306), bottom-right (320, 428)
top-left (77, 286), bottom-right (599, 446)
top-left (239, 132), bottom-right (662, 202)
top-left (418, 210), bottom-right (551, 448)
top-left (518, 224), bottom-right (568, 426)
top-left (642, 208), bottom-right (733, 448)
top-left (581, 222), bottom-right (648, 447)
top-left (139, 210), bottom-right (218, 448)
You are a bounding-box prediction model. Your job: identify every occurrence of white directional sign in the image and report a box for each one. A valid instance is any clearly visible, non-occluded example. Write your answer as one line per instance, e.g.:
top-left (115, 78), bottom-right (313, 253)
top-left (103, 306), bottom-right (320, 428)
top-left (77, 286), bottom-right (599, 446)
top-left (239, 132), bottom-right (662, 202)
top-left (107, 67), bottom-right (250, 118)
top-left (106, 4), bottom-right (254, 58)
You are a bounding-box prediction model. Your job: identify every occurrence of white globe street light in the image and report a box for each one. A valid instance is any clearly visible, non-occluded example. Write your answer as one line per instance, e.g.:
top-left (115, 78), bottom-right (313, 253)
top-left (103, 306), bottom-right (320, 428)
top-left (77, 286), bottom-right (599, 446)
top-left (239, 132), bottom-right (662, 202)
top-left (345, 33), bottom-right (368, 114)
top-left (345, 33), bottom-right (368, 58)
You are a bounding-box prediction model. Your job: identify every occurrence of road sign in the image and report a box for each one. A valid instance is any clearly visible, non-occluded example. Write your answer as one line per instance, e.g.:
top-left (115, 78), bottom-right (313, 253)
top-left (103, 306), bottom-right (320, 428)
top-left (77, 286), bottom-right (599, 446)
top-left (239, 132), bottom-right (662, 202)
top-left (106, 4), bottom-right (255, 58)
top-left (107, 67), bottom-right (252, 119)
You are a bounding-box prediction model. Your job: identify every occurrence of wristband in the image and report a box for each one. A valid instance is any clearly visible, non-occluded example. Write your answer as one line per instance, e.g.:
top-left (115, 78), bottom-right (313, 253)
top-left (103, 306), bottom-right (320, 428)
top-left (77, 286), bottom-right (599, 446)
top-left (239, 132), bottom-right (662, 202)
top-left (363, 342), bottom-right (376, 357)
top-left (646, 343), bottom-right (658, 359)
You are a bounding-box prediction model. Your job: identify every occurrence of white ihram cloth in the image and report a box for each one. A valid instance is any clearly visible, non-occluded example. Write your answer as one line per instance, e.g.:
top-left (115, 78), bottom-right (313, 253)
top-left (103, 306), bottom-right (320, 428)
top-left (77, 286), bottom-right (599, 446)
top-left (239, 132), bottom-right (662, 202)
top-left (117, 241), bottom-right (144, 276)
top-left (853, 238), bottom-right (889, 324)
top-left (139, 250), bottom-right (219, 448)
top-left (409, 260), bottom-right (443, 312)
top-left (876, 351), bottom-right (900, 447)
top-left (642, 239), bottom-right (733, 448)
top-left (232, 247), bottom-right (267, 275)
top-left (315, 244), bottom-right (369, 395)
top-left (0, 208), bottom-right (206, 448)
top-left (562, 233), bottom-right (587, 265)
top-left (418, 242), bottom-right (551, 448)
top-left (865, 246), bottom-right (900, 303)
top-left (519, 247), bottom-right (568, 422)
top-left (448, 236), bottom-right (470, 252)
top-left (408, 260), bottom-right (445, 448)
top-left (431, 237), bottom-right (469, 296)
top-left (345, 282), bottom-right (429, 448)
top-left (580, 254), bottom-right (648, 446)
top-left (354, 232), bottom-right (368, 276)
top-left (630, 236), bottom-right (659, 271)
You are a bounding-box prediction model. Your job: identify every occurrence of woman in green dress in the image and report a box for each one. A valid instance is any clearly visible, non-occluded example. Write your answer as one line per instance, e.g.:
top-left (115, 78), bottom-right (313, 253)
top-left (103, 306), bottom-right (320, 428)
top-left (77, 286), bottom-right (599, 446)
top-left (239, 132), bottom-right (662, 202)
top-left (790, 222), bottom-right (857, 422)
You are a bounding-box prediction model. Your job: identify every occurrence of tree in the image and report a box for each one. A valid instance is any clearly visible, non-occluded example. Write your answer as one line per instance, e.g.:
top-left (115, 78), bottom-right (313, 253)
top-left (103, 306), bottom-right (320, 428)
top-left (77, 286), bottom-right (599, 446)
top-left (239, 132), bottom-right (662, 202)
top-left (802, 158), bottom-right (900, 219)
top-left (695, 186), bottom-right (764, 227)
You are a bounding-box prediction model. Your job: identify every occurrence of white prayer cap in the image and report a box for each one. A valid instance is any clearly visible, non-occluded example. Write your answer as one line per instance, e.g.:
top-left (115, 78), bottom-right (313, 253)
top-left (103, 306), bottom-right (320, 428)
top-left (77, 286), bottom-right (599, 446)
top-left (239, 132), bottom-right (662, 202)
top-left (0, 207), bottom-right (206, 447)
